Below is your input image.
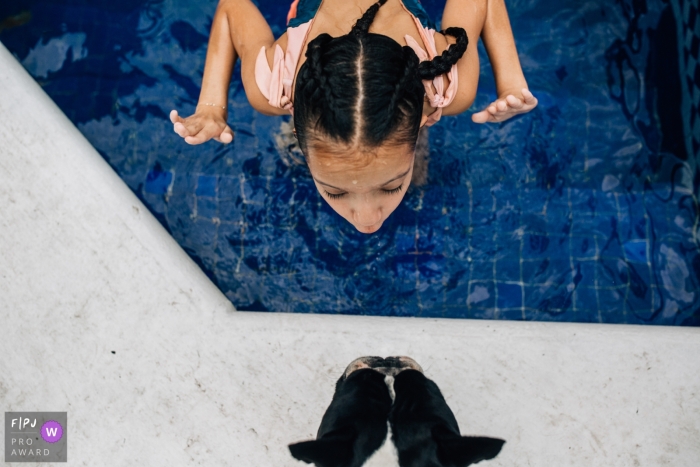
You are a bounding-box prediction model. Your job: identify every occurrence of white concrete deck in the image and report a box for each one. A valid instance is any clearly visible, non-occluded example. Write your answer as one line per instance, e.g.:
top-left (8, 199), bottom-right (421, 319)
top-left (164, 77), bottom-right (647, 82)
top-left (1, 41), bottom-right (699, 466)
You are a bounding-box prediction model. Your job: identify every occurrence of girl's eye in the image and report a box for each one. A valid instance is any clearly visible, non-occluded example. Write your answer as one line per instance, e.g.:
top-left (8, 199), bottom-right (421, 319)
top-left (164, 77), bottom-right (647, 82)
top-left (324, 191), bottom-right (346, 200)
top-left (382, 185), bottom-right (403, 195)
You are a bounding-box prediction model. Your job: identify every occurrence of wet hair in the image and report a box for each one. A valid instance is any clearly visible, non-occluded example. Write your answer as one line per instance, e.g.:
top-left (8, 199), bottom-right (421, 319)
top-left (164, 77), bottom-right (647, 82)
top-left (293, 0), bottom-right (468, 163)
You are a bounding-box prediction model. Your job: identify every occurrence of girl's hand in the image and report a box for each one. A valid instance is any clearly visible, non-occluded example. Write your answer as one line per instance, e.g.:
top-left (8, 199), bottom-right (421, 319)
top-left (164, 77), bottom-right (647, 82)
top-left (170, 107), bottom-right (234, 145)
top-left (471, 88), bottom-right (538, 124)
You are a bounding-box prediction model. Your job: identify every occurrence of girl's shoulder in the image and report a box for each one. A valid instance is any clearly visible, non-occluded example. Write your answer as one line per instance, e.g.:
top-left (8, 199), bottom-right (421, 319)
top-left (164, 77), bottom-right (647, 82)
top-left (263, 32), bottom-right (289, 70)
top-left (242, 30), bottom-right (291, 116)
top-left (432, 31), bottom-right (449, 55)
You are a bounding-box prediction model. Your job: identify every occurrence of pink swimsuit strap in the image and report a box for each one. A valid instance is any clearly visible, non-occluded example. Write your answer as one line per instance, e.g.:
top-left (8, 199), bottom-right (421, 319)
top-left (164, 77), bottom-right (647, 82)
top-left (403, 13), bottom-right (459, 127)
top-left (255, 21), bottom-right (311, 112)
top-left (254, 12), bottom-right (457, 126)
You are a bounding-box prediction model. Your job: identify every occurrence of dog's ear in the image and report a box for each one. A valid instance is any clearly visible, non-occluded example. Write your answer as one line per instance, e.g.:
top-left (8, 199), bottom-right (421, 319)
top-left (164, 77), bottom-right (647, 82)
top-left (288, 434), bottom-right (354, 467)
top-left (436, 436), bottom-right (505, 466)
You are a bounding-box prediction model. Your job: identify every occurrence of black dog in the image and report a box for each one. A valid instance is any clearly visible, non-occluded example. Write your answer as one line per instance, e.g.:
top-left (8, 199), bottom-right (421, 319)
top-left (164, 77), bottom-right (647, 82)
top-left (289, 356), bottom-right (505, 467)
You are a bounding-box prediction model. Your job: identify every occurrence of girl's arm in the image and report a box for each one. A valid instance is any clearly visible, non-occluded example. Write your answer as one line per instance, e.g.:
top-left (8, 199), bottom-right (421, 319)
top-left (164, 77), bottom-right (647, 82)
top-left (171, 0), bottom-right (287, 145)
top-left (441, 0), bottom-right (537, 122)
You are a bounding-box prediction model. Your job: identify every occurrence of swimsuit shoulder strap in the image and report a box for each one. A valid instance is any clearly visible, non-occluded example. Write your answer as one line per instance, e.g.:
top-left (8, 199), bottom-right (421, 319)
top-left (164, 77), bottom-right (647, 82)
top-left (255, 0), bottom-right (324, 112)
top-left (254, 19), bottom-right (313, 112)
top-left (400, 4), bottom-right (459, 126)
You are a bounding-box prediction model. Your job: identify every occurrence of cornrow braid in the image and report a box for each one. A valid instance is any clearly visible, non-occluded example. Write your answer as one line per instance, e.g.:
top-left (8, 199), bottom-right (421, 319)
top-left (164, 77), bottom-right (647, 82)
top-left (384, 45), bottom-right (421, 124)
top-left (295, 32), bottom-right (360, 149)
top-left (418, 27), bottom-right (468, 80)
top-left (306, 34), bottom-right (338, 129)
top-left (350, 0), bottom-right (388, 37)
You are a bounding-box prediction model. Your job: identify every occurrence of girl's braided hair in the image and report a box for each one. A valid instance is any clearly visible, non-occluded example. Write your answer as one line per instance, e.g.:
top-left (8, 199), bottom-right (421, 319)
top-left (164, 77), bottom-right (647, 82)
top-left (293, 0), bottom-right (468, 159)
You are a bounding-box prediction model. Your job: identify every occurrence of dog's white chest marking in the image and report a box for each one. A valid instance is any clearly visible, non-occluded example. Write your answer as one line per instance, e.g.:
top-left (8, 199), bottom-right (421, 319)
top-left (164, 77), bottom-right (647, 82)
top-left (363, 422), bottom-right (398, 467)
top-left (385, 375), bottom-right (396, 402)
top-left (363, 375), bottom-right (399, 466)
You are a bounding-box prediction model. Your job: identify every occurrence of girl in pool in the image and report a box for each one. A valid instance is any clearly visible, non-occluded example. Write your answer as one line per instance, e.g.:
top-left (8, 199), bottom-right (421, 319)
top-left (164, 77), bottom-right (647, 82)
top-left (170, 0), bottom-right (537, 234)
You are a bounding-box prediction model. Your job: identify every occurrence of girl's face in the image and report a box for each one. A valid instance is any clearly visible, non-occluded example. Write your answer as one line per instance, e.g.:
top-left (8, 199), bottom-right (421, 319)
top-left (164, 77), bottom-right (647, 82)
top-left (307, 145), bottom-right (415, 234)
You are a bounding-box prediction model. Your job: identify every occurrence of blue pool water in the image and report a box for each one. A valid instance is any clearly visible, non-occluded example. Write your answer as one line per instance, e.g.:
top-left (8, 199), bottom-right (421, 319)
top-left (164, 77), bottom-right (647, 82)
top-left (2, 0), bottom-right (698, 324)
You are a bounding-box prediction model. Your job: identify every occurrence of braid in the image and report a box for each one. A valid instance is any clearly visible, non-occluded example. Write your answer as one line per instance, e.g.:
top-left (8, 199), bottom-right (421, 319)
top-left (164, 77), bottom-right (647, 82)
top-left (295, 34), bottom-right (334, 149)
top-left (307, 34), bottom-right (339, 126)
top-left (350, 0), bottom-right (388, 37)
top-left (386, 46), bottom-right (420, 116)
top-left (418, 27), bottom-right (468, 80)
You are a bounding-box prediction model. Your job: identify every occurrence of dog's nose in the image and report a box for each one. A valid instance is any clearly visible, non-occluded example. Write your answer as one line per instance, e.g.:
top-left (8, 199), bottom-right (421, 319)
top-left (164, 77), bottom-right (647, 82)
top-left (343, 356), bottom-right (423, 378)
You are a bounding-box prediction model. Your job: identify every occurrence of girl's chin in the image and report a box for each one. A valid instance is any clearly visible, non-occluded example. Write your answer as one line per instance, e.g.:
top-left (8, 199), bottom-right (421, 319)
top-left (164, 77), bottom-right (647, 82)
top-left (353, 222), bottom-right (383, 234)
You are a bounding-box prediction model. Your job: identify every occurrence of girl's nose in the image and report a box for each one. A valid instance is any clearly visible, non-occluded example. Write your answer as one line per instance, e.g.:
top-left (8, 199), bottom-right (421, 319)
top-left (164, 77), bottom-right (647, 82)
top-left (352, 203), bottom-right (382, 227)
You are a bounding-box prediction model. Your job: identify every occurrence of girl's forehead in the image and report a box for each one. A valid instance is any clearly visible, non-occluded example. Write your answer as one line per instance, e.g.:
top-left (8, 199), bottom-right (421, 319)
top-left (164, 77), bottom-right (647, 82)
top-left (309, 155), bottom-right (413, 189)
top-left (312, 157), bottom-right (403, 173)
top-left (309, 145), bottom-right (414, 170)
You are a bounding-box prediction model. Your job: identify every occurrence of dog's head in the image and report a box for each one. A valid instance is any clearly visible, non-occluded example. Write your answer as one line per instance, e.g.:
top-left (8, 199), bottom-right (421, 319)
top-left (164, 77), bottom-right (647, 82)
top-left (289, 356), bottom-right (505, 467)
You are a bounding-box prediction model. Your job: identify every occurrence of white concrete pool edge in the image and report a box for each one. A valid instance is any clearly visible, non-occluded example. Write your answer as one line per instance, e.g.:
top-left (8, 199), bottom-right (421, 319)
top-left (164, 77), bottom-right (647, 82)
top-left (0, 41), bottom-right (233, 318)
top-left (1, 41), bottom-right (699, 466)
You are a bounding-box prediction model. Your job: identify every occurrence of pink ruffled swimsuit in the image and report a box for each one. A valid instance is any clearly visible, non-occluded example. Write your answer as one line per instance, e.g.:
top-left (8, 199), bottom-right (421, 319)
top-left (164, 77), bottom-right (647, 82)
top-left (254, 1), bottom-right (458, 127)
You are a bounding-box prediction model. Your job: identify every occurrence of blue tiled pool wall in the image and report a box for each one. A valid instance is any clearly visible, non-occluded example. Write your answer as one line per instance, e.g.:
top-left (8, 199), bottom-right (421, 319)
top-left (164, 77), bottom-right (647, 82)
top-left (1, 0), bottom-right (698, 324)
